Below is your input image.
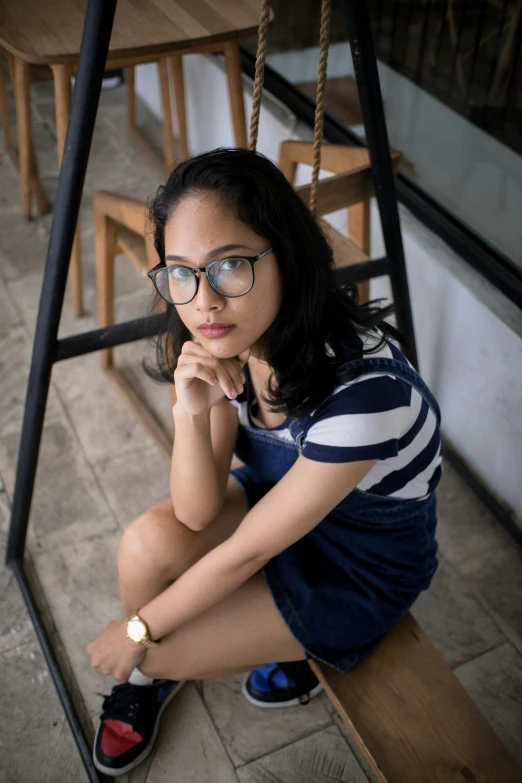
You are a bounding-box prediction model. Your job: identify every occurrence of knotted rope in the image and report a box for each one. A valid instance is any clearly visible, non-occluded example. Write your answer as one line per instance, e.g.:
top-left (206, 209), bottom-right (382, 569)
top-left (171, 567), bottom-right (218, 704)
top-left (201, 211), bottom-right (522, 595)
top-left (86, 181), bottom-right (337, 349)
top-left (248, 0), bottom-right (271, 151)
top-left (309, 0), bottom-right (331, 214)
top-left (248, 0), bottom-right (331, 216)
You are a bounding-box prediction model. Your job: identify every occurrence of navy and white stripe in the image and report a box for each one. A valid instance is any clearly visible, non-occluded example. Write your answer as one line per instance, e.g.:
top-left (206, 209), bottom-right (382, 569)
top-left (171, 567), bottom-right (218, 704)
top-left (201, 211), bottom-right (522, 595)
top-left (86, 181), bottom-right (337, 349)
top-left (231, 334), bottom-right (442, 501)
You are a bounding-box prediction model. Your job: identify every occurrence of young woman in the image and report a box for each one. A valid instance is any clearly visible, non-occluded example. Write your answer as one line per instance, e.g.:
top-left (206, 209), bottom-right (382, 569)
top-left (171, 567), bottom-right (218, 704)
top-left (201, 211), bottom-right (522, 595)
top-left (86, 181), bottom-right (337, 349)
top-left (87, 148), bottom-right (442, 776)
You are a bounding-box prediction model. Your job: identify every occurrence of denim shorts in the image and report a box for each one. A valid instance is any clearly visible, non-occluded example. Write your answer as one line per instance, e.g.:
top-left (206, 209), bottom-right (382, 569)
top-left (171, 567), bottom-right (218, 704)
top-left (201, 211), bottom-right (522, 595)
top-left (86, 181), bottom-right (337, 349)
top-left (231, 463), bottom-right (438, 673)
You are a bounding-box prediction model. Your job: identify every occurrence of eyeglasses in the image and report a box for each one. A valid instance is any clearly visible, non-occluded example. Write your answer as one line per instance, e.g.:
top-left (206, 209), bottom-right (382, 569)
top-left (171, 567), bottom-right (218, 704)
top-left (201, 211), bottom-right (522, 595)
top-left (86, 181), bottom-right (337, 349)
top-left (148, 247), bottom-right (274, 305)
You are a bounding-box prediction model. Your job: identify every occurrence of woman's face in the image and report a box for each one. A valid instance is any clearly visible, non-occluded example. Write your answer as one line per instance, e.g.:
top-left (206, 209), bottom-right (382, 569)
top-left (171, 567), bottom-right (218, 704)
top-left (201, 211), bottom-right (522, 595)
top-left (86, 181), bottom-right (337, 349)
top-left (164, 192), bottom-right (282, 360)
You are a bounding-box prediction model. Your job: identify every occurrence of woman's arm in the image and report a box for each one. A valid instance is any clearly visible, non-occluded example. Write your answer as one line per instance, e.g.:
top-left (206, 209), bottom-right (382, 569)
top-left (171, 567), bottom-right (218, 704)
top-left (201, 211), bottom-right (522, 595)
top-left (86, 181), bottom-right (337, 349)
top-left (171, 399), bottom-right (239, 531)
top-left (139, 455), bottom-right (376, 642)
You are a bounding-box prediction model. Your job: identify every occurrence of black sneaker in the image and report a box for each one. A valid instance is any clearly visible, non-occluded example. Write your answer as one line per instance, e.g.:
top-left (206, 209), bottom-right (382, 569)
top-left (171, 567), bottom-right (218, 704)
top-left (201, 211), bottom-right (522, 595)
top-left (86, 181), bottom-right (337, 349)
top-left (93, 679), bottom-right (185, 776)
top-left (242, 661), bottom-right (323, 708)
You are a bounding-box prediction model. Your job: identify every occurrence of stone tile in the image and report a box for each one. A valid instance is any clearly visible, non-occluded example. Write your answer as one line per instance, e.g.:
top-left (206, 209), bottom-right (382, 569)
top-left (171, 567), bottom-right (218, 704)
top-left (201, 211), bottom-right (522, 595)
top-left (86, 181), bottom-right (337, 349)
top-left (32, 531), bottom-right (123, 728)
top-left (0, 207), bottom-right (54, 280)
top-left (455, 643), bottom-right (522, 767)
top-left (115, 338), bottom-right (175, 442)
top-left (29, 111), bottom-right (61, 177)
top-left (201, 673), bottom-right (333, 767)
top-left (0, 149), bottom-right (24, 213)
top-left (472, 546), bottom-right (522, 655)
top-left (236, 724), bottom-right (369, 783)
top-left (0, 330), bottom-right (118, 553)
top-left (50, 344), bottom-right (156, 465)
top-left (0, 639), bottom-right (89, 783)
top-left (411, 558), bottom-right (506, 668)
top-left (0, 273), bottom-right (21, 337)
top-left (94, 445), bottom-right (170, 528)
top-left (6, 272), bottom-right (169, 466)
top-left (147, 683), bottom-right (239, 783)
top-left (321, 704), bottom-right (380, 783)
top-left (0, 526), bottom-right (40, 653)
top-left (435, 462), bottom-right (516, 577)
top-left (32, 79), bottom-right (56, 105)
top-left (0, 325), bottom-right (61, 440)
top-left (6, 269), bottom-right (97, 338)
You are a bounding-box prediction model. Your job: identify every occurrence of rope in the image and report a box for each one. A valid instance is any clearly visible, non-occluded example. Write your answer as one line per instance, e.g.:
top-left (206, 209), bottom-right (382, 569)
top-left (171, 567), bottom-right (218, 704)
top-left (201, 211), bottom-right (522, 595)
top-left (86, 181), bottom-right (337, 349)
top-left (309, 0), bottom-right (332, 214)
top-left (248, 0), bottom-right (271, 151)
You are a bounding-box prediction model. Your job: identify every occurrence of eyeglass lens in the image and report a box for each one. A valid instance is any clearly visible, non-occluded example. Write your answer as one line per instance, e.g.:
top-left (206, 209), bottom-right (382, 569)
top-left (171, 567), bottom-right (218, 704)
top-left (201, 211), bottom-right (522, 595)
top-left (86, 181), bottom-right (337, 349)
top-left (157, 258), bottom-right (254, 304)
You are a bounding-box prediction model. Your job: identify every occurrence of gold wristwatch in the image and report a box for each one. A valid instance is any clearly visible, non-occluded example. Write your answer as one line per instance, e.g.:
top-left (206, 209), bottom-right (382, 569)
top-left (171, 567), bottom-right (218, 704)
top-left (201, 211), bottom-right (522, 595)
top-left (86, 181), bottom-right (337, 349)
top-left (126, 612), bottom-right (160, 648)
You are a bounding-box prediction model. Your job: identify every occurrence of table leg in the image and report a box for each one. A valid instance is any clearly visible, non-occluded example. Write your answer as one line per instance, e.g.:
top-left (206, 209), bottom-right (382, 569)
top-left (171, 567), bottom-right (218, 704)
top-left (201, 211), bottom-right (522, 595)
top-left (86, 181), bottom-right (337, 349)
top-left (52, 63), bottom-right (83, 317)
top-left (170, 56), bottom-right (189, 161)
top-left (0, 49), bottom-right (14, 154)
top-left (9, 54), bottom-right (50, 217)
top-left (29, 136), bottom-right (51, 215)
top-left (223, 40), bottom-right (247, 149)
top-left (157, 58), bottom-right (177, 170)
top-left (94, 208), bottom-right (117, 369)
top-left (348, 202), bottom-right (370, 303)
top-left (126, 65), bottom-right (136, 129)
top-left (13, 57), bottom-right (33, 219)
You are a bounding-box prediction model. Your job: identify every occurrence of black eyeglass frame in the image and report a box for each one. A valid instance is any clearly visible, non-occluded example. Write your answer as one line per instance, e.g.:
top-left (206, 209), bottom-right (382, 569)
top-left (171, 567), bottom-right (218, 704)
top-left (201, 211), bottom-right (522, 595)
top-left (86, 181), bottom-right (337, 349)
top-left (148, 247), bottom-right (274, 305)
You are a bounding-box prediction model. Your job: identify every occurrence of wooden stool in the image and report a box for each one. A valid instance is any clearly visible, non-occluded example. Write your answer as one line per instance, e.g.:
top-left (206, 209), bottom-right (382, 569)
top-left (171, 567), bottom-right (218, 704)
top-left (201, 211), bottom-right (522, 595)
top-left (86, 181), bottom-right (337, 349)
top-left (93, 141), bottom-right (400, 453)
top-left (0, 0), bottom-right (266, 316)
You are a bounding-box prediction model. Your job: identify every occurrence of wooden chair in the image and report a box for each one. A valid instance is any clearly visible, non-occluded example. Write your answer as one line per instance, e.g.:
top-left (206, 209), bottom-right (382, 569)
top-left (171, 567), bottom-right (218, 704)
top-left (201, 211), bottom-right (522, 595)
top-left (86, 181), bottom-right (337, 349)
top-left (94, 189), bottom-right (176, 458)
top-left (278, 140), bottom-right (378, 304)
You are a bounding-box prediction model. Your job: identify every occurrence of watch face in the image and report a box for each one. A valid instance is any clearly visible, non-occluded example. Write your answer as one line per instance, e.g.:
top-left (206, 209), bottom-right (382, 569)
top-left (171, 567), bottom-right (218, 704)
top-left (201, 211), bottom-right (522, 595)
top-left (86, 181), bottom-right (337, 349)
top-left (128, 618), bottom-right (146, 642)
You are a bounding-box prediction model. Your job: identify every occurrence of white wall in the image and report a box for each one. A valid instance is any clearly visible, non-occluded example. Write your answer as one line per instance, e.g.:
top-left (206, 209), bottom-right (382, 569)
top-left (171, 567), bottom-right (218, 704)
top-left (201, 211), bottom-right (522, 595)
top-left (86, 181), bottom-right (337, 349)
top-left (135, 54), bottom-right (522, 525)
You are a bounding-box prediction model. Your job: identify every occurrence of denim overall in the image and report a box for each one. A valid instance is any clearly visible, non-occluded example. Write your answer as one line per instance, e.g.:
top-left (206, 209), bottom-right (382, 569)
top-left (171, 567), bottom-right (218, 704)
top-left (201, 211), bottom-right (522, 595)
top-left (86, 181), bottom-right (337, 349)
top-left (231, 354), bottom-right (442, 673)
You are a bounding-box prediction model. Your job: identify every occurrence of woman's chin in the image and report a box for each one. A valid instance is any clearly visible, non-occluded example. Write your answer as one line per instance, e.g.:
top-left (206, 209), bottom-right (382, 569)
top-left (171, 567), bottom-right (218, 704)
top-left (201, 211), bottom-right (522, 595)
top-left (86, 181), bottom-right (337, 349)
top-left (202, 337), bottom-right (251, 360)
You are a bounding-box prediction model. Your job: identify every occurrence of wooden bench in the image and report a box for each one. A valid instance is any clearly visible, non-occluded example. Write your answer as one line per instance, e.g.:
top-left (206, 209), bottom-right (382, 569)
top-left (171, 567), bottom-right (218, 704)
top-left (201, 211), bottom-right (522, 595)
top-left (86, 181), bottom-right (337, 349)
top-left (309, 612), bottom-right (522, 783)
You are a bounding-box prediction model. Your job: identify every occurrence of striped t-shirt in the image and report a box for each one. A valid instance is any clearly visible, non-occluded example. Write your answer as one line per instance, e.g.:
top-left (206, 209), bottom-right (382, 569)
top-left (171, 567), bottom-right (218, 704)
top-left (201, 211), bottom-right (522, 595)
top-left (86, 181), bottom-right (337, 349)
top-left (231, 333), bottom-right (442, 501)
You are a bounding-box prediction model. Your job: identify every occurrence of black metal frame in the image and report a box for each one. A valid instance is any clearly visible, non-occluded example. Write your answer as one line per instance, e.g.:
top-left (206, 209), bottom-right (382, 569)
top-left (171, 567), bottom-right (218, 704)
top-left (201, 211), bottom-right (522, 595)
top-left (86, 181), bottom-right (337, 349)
top-left (4, 1), bottom-right (422, 778)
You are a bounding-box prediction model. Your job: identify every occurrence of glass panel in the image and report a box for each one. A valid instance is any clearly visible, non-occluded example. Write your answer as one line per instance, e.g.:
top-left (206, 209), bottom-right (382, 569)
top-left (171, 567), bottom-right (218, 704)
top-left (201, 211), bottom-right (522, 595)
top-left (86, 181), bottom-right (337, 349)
top-left (243, 0), bottom-right (522, 269)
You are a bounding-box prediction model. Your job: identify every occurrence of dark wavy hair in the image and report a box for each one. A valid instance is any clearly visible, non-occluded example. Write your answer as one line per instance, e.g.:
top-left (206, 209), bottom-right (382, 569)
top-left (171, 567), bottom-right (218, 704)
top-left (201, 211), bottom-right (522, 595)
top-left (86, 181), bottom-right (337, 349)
top-left (146, 147), bottom-right (403, 418)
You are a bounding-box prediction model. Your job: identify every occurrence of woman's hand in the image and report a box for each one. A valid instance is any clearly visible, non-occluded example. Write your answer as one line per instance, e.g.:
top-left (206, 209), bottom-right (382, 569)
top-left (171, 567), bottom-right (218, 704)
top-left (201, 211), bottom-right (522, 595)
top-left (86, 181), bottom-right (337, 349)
top-left (86, 620), bottom-right (147, 684)
top-left (174, 341), bottom-right (250, 416)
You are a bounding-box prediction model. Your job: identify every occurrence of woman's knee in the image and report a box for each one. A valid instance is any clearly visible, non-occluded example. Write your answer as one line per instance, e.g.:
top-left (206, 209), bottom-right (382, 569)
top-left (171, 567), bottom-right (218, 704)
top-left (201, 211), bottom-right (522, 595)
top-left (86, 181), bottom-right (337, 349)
top-left (117, 498), bottom-right (195, 577)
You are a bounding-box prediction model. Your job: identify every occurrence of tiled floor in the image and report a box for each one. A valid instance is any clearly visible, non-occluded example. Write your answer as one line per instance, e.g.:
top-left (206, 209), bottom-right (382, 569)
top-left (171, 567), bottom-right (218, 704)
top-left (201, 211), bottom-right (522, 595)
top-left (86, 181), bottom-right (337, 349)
top-left (1, 79), bottom-right (522, 783)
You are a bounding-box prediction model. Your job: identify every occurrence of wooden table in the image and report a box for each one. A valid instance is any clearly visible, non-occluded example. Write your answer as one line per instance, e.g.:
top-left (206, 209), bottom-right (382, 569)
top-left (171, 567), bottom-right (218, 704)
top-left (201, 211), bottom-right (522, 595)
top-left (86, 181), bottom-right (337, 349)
top-left (0, 0), bottom-right (263, 315)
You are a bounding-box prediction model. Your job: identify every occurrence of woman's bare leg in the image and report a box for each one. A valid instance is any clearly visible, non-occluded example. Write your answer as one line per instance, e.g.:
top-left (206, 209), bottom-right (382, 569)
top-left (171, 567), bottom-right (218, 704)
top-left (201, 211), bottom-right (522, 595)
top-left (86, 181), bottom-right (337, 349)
top-left (116, 473), bottom-right (306, 680)
top-left (117, 474), bottom-right (249, 618)
top-left (139, 571), bottom-right (307, 681)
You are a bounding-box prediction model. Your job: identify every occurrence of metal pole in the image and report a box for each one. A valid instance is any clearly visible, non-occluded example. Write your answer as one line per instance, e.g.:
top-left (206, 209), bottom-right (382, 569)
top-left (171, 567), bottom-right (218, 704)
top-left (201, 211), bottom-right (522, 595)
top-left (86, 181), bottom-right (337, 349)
top-left (6, 0), bottom-right (118, 565)
top-left (344, 0), bottom-right (419, 369)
